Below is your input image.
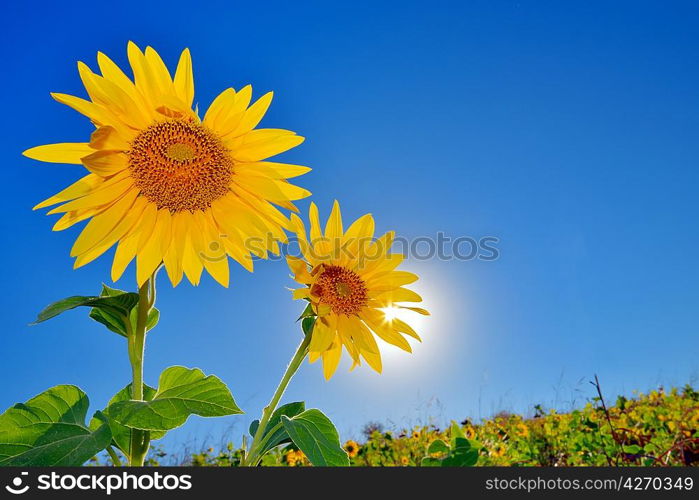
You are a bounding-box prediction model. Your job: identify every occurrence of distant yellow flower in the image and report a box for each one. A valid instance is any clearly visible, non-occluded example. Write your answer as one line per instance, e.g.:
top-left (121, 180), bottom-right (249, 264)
top-left (491, 443), bottom-right (506, 457)
top-left (464, 426), bottom-right (476, 439)
top-left (25, 42), bottom-right (310, 287)
top-left (516, 423), bottom-right (529, 438)
top-left (400, 456), bottom-right (410, 466)
top-left (285, 449), bottom-right (306, 466)
top-left (411, 430), bottom-right (421, 440)
top-left (287, 201), bottom-right (428, 379)
top-left (344, 440), bottom-right (359, 458)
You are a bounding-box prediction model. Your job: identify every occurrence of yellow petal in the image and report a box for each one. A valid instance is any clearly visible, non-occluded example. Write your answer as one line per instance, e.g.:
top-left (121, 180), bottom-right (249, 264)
top-left (308, 202), bottom-right (322, 242)
top-left (53, 206), bottom-right (107, 231)
top-left (324, 200), bottom-right (343, 240)
top-left (310, 316), bottom-right (336, 353)
top-left (286, 255), bottom-right (313, 283)
top-left (96, 51), bottom-right (152, 113)
top-left (89, 126), bottom-right (131, 150)
top-left (213, 85), bottom-right (252, 135)
top-left (23, 143), bottom-right (94, 164)
top-left (230, 91), bottom-right (272, 137)
top-left (47, 171), bottom-right (133, 214)
top-left (231, 129), bottom-right (304, 162)
top-left (73, 196), bottom-right (148, 268)
top-left (233, 161), bottom-right (311, 180)
top-left (144, 46), bottom-right (174, 96)
top-left (70, 188), bottom-right (138, 256)
top-left (391, 317), bottom-right (422, 341)
top-left (233, 175), bottom-right (310, 202)
top-left (374, 287), bottom-right (423, 304)
top-left (400, 306), bottom-right (430, 316)
top-left (321, 341), bottom-right (343, 380)
top-left (174, 48), bottom-right (194, 106)
top-left (136, 208), bottom-right (170, 286)
top-left (366, 270), bottom-right (419, 289)
top-left (127, 41), bottom-right (158, 103)
top-left (51, 93), bottom-right (124, 128)
top-left (77, 61), bottom-right (150, 128)
top-left (361, 309), bottom-right (412, 352)
top-left (292, 288), bottom-right (310, 300)
top-left (196, 211), bottom-right (230, 287)
top-left (180, 213), bottom-right (204, 285)
top-left (111, 231), bottom-right (139, 282)
top-left (202, 88), bottom-right (236, 127)
top-left (81, 150), bottom-right (128, 177)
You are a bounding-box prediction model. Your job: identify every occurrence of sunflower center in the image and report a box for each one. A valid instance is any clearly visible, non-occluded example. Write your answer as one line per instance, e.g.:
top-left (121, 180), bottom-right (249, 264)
top-left (128, 120), bottom-right (233, 212)
top-left (313, 265), bottom-right (368, 315)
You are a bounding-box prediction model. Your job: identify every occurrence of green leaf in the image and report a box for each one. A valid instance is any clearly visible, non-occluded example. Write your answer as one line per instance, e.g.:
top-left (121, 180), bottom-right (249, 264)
top-left (107, 366), bottom-right (243, 432)
top-left (625, 444), bottom-right (643, 455)
top-left (89, 384), bottom-right (165, 457)
top-left (301, 317), bottom-right (316, 337)
top-left (251, 402), bottom-right (306, 457)
top-left (421, 457), bottom-right (442, 467)
top-left (281, 409), bottom-right (349, 466)
top-left (297, 303), bottom-right (315, 321)
top-left (145, 308), bottom-right (160, 332)
top-left (449, 420), bottom-right (466, 448)
top-left (427, 439), bottom-right (450, 455)
top-left (442, 447), bottom-right (479, 467)
top-left (0, 385), bottom-right (111, 466)
top-left (32, 284), bottom-right (138, 326)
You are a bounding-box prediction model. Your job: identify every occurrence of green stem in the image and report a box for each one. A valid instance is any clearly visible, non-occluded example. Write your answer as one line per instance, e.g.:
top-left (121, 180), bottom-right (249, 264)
top-left (127, 272), bottom-right (157, 466)
top-left (106, 446), bottom-right (123, 467)
top-left (245, 334), bottom-right (311, 466)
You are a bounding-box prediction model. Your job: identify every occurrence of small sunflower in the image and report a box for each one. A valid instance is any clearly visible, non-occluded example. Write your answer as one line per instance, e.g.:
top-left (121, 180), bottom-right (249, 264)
top-left (25, 42), bottom-right (310, 287)
top-left (464, 426), bottom-right (476, 440)
top-left (515, 422), bottom-right (529, 438)
top-left (287, 201), bottom-right (429, 379)
top-left (491, 443), bottom-right (506, 458)
top-left (400, 456), bottom-right (410, 466)
top-left (344, 440), bottom-right (360, 458)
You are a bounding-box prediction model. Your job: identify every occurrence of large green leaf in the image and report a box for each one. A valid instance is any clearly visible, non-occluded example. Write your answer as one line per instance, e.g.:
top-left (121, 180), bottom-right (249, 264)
top-left (107, 366), bottom-right (242, 432)
top-left (249, 402), bottom-right (305, 457)
top-left (281, 409), bottom-right (349, 466)
top-left (35, 284), bottom-right (159, 338)
top-left (0, 385), bottom-right (111, 466)
top-left (89, 384), bottom-right (165, 457)
top-left (442, 437), bottom-right (478, 466)
top-left (33, 291), bottom-right (139, 325)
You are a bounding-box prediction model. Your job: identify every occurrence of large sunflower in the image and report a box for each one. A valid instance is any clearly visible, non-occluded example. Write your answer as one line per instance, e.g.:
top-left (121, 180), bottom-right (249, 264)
top-left (287, 201), bottom-right (429, 379)
top-left (24, 42), bottom-right (310, 287)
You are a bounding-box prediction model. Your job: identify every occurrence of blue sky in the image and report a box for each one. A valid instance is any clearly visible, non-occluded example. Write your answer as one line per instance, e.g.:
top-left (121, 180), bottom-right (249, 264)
top-left (1, 0), bottom-right (697, 453)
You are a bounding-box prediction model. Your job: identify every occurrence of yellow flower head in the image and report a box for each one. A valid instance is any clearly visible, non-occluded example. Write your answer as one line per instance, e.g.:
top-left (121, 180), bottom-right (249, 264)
top-left (400, 456), bottom-right (410, 466)
top-left (516, 422), bottom-right (529, 438)
top-left (287, 201), bottom-right (429, 379)
top-left (24, 42), bottom-right (310, 288)
top-left (285, 450), bottom-right (298, 466)
top-left (491, 443), bottom-right (506, 457)
top-left (464, 426), bottom-right (476, 440)
top-left (344, 440), bottom-right (359, 458)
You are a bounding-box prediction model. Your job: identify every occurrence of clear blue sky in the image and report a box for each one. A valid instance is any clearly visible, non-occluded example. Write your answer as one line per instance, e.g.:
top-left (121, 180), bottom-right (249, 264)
top-left (1, 0), bottom-right (697, 452)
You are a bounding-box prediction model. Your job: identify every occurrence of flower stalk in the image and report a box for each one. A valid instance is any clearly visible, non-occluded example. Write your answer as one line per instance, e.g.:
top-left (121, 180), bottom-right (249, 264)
top-left (244, 332), bottom-right (312, 466)
top-left (127, 272), bottom-right (157, 466)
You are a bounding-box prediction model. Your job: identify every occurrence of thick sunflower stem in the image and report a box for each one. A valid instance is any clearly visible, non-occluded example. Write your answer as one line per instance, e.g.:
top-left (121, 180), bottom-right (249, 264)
top-left (244, 333), bottom-right (312, 466)
top-left (127, 272), bottom-right (157, 466)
